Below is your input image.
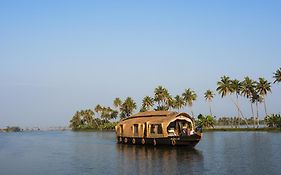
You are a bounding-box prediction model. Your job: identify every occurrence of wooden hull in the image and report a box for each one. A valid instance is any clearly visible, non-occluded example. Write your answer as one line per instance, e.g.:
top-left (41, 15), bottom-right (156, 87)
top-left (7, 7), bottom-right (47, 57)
top-left (117, 134), bottom-right (201, 147)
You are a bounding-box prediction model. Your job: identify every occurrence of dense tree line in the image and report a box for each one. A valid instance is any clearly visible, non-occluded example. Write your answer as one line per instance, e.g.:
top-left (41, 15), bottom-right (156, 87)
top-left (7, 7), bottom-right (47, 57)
top-left (69, 68), bottom-right (281, 130)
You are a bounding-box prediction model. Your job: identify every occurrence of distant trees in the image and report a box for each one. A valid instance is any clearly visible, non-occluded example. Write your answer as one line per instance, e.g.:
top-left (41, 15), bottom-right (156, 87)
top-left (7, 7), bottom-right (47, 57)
top-left (70, 109), bottom-right (95, 129)
top-left (196, 114), bottom-right (215, 128)
top-left (70, 67), bottom-right (281, 130)
top-left (265, 114), bottom-right (281, 128)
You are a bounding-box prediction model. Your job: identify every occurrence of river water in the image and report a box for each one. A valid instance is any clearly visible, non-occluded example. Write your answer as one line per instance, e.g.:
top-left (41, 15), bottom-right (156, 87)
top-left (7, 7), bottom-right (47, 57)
top-left (0, 131), bottom-right (280, 175)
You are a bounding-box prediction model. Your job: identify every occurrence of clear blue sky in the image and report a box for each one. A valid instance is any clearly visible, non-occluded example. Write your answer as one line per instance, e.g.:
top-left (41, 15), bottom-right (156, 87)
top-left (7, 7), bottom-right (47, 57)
top-left (1, 0), bottom-right (281, 128)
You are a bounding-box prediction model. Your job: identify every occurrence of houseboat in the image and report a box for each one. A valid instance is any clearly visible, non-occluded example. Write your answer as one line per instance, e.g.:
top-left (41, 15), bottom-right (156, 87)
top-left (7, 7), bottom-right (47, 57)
top-left (115, 111), bottom-right (202, 147)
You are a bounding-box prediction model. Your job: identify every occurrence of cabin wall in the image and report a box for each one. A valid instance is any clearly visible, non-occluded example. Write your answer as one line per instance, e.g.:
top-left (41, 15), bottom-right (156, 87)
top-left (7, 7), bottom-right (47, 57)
top-left (116, 114), bottom-right (195, 138)
top-left (116, 122), bottom-right (167, 138)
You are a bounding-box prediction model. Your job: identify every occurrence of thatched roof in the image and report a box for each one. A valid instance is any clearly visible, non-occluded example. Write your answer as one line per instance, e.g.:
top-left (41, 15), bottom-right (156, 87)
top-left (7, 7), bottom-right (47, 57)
top-left (119, 111), bottom-right (193, 125)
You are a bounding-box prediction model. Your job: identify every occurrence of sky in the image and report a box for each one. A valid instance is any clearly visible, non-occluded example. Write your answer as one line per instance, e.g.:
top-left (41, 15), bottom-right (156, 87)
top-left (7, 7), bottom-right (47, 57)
top-left (0, 0), bottom-right (281, 128)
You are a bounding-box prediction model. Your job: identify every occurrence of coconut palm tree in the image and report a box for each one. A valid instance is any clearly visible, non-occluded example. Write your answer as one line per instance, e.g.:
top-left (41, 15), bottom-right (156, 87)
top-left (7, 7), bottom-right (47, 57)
top-left (113, 98), bottom-right (122, 109)
top-left (204, 90), bottom-right (215, 116)
top-left (100, 107), bottom-right (118, 121)
top-left (256, 77), bottom-right (271, 116)
top-left (182, 88), bottom-right (197, 117)
top-left (167, 95), bottom-right (176, 110)
top-left (70, 111), bottom-right (82, 129)
top-left (231, 79), bottom-right (242, 127)
top-left (216, 76), bottom-right (249, 127)
top-left (216, 76), bottom-right (234, 97)
top-left (141, 96), bottom-right (154, 112)
top-left (120, 97), bottom-right (137, 118)
top-left (251, 90), bottom-right (263, 128)
top-left (241, 76), bottom-right (256, 127)
top-left (154, 86), bottom-right (170, 111)
top-left (273, 68), bottom-right (281, 83)
top-left (174, 95), bottom-right (185, 112)
top-left (94, 104), bottom-right (102, 118)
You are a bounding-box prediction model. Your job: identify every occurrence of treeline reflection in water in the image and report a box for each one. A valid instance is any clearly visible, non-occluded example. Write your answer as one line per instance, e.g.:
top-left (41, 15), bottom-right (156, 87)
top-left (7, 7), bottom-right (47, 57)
top-left (116, 144), bottom-right (204, 175)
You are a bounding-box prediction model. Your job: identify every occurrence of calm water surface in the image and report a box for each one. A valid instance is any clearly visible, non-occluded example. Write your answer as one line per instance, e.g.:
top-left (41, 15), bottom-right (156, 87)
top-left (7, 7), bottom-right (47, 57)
top-left (0, 131), bottom-right (280, 175)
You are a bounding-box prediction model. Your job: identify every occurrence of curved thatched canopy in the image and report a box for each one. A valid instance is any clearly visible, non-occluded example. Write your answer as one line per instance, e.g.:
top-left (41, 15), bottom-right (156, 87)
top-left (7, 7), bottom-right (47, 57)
top-left (116, 111), bottom-right (195, 138)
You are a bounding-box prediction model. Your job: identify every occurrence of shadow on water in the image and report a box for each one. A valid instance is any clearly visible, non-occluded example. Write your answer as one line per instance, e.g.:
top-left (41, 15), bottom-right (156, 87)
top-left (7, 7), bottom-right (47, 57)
top-left (116, 144), bottom-right (204, 175)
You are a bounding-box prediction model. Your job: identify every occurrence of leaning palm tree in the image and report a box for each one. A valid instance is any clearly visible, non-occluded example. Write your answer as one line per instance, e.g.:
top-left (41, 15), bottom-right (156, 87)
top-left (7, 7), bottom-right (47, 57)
top-left (241, 76), bottom-right (256, 127)
top-left (273, 68), bottom-right (281, 83)
top-left (231, 79), bottom-right (242, 127)
top-left (216, 76), bottom-right (249, 127)
top-left (182, 88), bottom-right (197, 117)
top-left (204, 90), bottom-right (215, 116)
top-left (174, 95), bottom-right (185, 112)
top-left (256, 77), bottom-right (271, 116)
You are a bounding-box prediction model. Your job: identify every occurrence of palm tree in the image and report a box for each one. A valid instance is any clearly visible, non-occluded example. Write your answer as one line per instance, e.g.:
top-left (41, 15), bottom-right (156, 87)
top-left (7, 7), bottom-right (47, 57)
top-left (70, 111), bottom-right (82, 129)
top-left (273, 68), bottom-right (281, 83)
top-left (251, 91), bottom-right (263, 128)
top-left (100, 107), bottom-right (118, 121)
top-left (174, 95), bottom-right (185, 112)
top-left (113, 97), bottom-right (122, 109)
top-left (154, 86), bottom-right (170, 111)
top-left (167, 95), bottom-right (175, 110)
top-left (241, 76), bottom-right (256, 127)
top-left (216, 76), bottom-right (249, 127)
top-left (113, 97), bottom-right (122, 116)
top-left (256, 77), bottom-right (271, 116)
top-left (216, 76), bottom-right (234, 98)
top-left (231, 79), bottom-right (242, 127)
top-left (204, 90), bottom-right (215, 116)
top-left (141, 96), bottom-right (154, 112)
top-left (120, 97), bottom-right (137, 118)
top-left (182, 88), bottom-right (197, 117)
top-left (94, 104), bottom-right (102, 118)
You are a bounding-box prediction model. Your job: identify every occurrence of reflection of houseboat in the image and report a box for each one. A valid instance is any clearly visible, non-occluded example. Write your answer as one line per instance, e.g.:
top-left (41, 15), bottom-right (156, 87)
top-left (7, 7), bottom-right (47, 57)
top-left (115, 111), bottom-right (202, 147)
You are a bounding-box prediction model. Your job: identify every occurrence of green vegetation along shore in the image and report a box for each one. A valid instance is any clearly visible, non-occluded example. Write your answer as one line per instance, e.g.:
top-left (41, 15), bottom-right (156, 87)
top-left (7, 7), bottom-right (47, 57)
top-left (0, 126), bottom-right (22, 132)
top-left (69, 67), bottom-right (281, 131)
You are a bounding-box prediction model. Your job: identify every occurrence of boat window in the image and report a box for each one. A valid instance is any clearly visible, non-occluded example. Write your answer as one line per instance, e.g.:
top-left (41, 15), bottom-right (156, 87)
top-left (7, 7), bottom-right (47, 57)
top-left (150, 124), bottom-right (163, 134)
top-left (133, 124), bottom-right (138, 136)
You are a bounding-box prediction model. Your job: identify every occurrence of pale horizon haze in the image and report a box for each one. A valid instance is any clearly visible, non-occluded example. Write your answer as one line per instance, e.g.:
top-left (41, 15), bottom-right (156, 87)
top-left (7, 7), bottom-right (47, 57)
top-left (1, 0), bottom-right (281, 128)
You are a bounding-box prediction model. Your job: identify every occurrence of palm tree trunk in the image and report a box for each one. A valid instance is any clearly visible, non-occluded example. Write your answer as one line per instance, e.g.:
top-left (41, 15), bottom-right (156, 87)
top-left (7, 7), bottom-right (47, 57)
top-left (189, 106), bottom-right (194, 118)
top-left (256, 102), bottom-right (259, 128)
top-left (229, 96), bottom-right (249, 128)
top-left (263, 97), bottom-right (268, 116)
top-left (250, 102), bottom-right (255, 128)
top-left (208, 101), bottom-right (213, 116)
top-left (236, 94), bottom-right (240, 128)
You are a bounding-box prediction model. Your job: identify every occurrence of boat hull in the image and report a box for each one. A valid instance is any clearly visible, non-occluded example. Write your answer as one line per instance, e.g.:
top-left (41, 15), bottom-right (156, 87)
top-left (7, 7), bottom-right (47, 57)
top-left (117, 134), bottom-right (201, 147)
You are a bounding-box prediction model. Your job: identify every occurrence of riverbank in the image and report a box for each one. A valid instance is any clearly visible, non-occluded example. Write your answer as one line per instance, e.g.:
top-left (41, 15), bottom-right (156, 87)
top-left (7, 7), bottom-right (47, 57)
top-left (204, 127), bottom-right (281, 132)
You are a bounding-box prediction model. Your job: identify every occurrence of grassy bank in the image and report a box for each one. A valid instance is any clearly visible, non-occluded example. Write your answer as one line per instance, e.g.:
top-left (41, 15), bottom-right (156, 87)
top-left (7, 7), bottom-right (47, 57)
top-left (203, 127), bottom-right (281, 132)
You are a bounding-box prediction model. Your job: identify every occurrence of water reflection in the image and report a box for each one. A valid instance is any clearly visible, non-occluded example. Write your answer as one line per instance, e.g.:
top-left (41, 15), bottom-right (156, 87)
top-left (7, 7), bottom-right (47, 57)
top-left (116, 145), bottom-right (204, 175)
